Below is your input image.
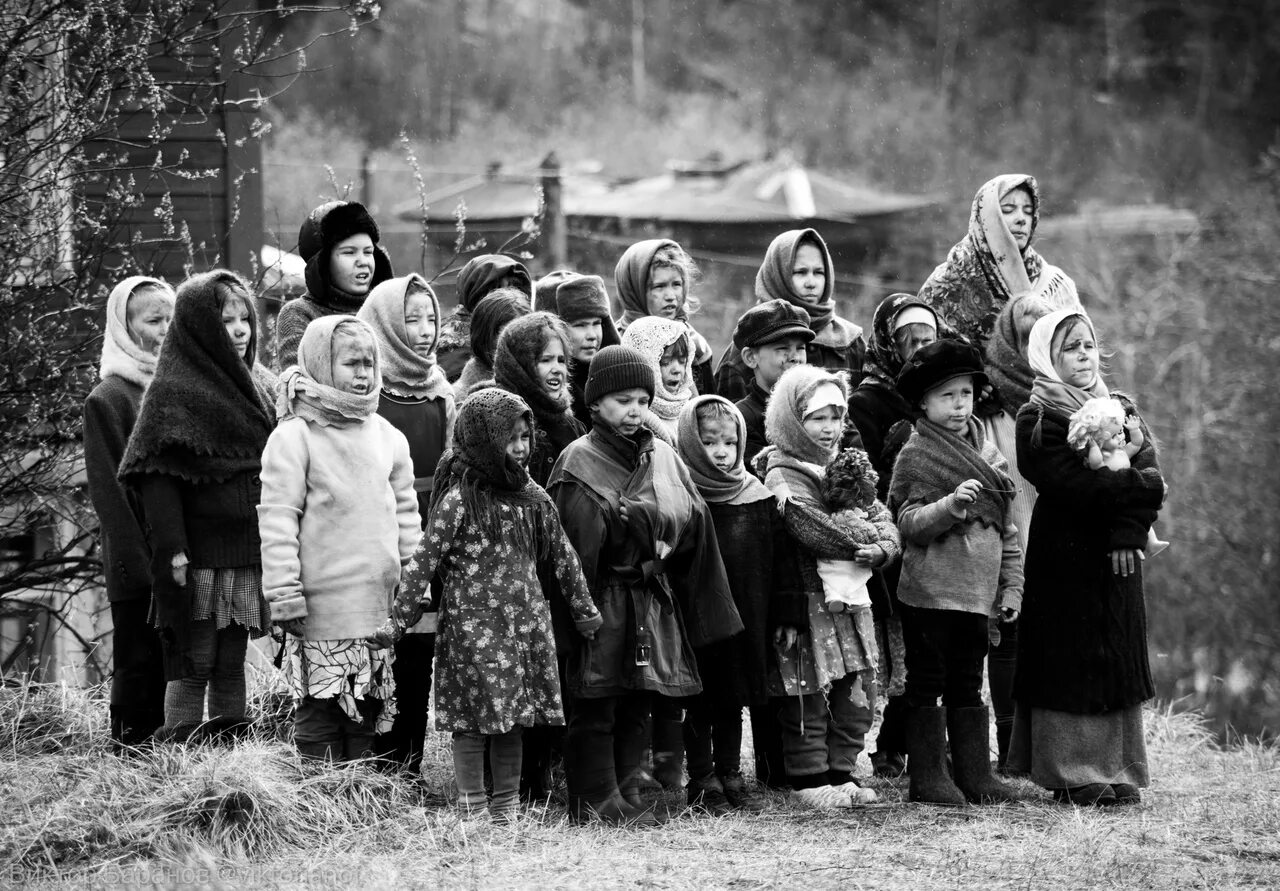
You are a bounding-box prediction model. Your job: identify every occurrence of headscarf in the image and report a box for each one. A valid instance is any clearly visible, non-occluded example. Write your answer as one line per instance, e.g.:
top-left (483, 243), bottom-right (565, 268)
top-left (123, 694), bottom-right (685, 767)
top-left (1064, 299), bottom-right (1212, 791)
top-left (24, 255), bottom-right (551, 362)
top-left (99, 276), bottom-right (175, 388)
top-left (861, 293), bottom-right (938, 389)
top-left (762, 364), bottom-right (849, 467)
top-left (620, 315), bottom-right (694, 426)
top-left (613, 238), bottom-right (682, 330)
top-left (985, 294), bottom-right (1078, 416)
top-left (675, 396), bottom-right (772, 506)
top-left (493, 311), bottom-right (580, 444)
top-left (918, 174), bottom-right (1078, 350)
top-left (119, 270), bottom-right (274, 485)
top-left (456, 254), bottom-right (532, 314)
top-left (428, 388), bottom-right (551, 558)
top-left (277, 316), bottom-right (381, 427)
top-left (1027, 308), bottom-right (1109, 417)
top-left (357, 273), bottom-right (452, 401)
top-left (756, 228), bottom-right (858, 348)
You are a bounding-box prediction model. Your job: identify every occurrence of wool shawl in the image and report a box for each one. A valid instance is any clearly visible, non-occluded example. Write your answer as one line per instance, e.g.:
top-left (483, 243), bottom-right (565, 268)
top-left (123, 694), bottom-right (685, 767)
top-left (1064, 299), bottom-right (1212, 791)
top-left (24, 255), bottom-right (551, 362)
top-left (620, 315), bottom-right (694, 428)
top-left (918, 174), bottom-right (1078, 351)
top-left (357, 274), bottom-right (453, 401)
top-left (675, 395), bottom-right (772, 506)
top-left (861, 293), bottom-right (937, 389)
top-left (763, 364), bottom-right (848, 468)
top-left (278, 316), bottom-right (381, 428)
top-left (119, 270), bottom-right (274, 485)
top-left (888, 417), bottom-right (1014, 534)
top-left (100, 276), bottom-right (175, 388)
top-left (493, 312), bottom-right (582, 448)
top-left (428, 388), bottom-right (551, 559)
top-left (1026, 309), bottom-right (1109, 420)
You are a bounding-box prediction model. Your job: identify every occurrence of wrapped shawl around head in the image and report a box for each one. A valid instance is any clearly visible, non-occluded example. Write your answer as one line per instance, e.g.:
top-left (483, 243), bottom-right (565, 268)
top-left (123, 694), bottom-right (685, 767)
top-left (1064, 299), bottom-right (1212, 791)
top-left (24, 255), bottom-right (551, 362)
top-left (613, 239), bottom-right (715, 368)
top-left (428, 387), bottom-right (551, 559)
top-left (861, 293), bottom-right (938, 389)
top-left (1026, 308), bottom-right (1109, 423)
top-left (493, 311), bottom-right (583, 450)
top-left (918, 174), bottom-right (1078, 352)
top-left (119, 269), bottom-right (274, 485)
top-left (357, 273), bottom-right (453, 401)
top-left (277, 315), bottom-right (381, 428)
top-left (620, 316), bottom-right (694, 438)
top-left (675, 395), bottom-right (772, 506)
top-left (761, 364), bottom-right (849, 468)
top-left (99, 276), bottom-right (175, 388)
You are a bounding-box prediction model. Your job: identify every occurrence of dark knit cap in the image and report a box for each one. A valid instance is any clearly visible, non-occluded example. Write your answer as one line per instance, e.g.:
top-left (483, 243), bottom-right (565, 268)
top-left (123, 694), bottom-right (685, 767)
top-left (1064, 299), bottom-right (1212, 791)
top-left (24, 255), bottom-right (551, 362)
top-left (732, 298), bottom-right (816, 350)
top-left (896, 339), bottom-right (989, 405)
top-left (584, 345), bottom-right (655, 405)
top-left (535, 269), bottom-right (576, 311)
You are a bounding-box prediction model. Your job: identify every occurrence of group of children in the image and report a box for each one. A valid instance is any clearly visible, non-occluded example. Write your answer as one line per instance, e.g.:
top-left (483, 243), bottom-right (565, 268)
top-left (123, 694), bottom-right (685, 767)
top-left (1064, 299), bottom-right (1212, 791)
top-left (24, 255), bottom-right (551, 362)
top-left (85, 181), bottom-right (1164, 825)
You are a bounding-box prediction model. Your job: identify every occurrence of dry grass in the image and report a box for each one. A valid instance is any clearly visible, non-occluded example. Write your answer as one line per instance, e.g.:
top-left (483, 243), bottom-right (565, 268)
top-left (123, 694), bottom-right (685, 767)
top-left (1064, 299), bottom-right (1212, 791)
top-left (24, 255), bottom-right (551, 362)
top-left (2, 686), bottom-right (1277, 890)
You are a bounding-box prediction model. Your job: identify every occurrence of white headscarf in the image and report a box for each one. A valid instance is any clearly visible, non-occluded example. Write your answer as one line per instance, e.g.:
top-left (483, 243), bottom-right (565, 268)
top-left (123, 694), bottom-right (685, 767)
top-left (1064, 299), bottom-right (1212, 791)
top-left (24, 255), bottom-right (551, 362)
top-left (99, 276), bottom-right (175, 388)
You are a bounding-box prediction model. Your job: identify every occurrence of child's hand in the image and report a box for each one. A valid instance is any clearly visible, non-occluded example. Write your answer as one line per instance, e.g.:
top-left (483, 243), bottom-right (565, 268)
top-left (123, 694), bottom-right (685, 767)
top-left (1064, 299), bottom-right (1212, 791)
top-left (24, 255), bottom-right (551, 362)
top-left (618, 502), bottom-right (630, 524)
top-left (365, 620), bottom-right (400, 650)
top-left (278, 617), bottom-right (306, 637)
top-left (171, 552), bottom-right (188, 586)
top-left (953, 479), bottom-right (982, 505)
top-left (1000, 607), bottom-right (1019, 623)
top-left (774, 625), bottom-right (798, 652)
top-left (853, 545), bottom-right (886, 568)
top-left (1109, 548), bottom-right (1144, 578)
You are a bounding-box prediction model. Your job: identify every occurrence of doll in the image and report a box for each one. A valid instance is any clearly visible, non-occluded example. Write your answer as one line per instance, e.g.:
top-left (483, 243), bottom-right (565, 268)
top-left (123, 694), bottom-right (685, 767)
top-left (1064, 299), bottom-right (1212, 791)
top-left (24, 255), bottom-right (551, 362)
top-left (816, 448), bottom-right (900, 614)
top-left (1068, 397), bottom-right (1169, 556)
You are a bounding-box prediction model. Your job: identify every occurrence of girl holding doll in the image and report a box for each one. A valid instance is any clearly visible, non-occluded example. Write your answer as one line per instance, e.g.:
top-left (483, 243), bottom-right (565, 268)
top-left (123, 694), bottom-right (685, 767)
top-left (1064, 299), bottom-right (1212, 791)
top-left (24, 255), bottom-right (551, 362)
top-left (548, 345), bottom-right (741, 825)
top-left (1010, 309), bottom-right (1165, 806)
top-left (119, 270), bottom-right (276, 740)
top-left (372, 389), bottom-right (603, 821)
top-left (357, 274), bottom-right (456, 773)
top-left (259, 316), bottom-right (420, 761)
top-left (84, 276), bottom-right (175, 748)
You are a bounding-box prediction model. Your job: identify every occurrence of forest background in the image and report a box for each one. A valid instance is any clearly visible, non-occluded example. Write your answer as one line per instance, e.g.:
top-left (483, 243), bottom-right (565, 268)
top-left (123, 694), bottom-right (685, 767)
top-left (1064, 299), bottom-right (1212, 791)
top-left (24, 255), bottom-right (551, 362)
top-left (262, 0), bottom-right (1280, 741)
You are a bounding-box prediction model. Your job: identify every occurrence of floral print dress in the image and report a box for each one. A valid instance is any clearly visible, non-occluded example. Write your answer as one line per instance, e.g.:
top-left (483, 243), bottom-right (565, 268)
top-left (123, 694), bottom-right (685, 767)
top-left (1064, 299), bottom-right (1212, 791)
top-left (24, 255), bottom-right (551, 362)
top-left (390, 484), bottom-right (597, 735)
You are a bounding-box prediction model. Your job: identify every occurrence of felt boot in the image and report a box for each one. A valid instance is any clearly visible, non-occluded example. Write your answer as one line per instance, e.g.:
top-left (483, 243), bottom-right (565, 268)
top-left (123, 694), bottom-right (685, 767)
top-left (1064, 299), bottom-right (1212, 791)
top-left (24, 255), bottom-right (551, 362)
top-left (905, 707), bottom-right (966, 806)
top-left (686, 773), bottom-right (733, 816)
top-left (947, 706), bottom-right (1017, 804)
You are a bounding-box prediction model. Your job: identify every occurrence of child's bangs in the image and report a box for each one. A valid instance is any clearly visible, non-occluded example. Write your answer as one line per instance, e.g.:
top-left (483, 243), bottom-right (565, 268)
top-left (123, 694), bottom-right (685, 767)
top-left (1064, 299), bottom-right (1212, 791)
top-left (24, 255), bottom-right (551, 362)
top-left (661, 333), bottom-right (690, 363)
top-left (694, 399), bottom-right (736, 427)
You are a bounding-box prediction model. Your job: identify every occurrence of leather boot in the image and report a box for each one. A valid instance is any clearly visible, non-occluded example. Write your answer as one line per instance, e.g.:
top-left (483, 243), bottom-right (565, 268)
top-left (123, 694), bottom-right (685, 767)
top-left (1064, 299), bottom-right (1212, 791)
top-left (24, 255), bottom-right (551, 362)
top-left (905, 706), bottom-right (966, 806)
top-left (947, 706), bottom-right (1017, 804)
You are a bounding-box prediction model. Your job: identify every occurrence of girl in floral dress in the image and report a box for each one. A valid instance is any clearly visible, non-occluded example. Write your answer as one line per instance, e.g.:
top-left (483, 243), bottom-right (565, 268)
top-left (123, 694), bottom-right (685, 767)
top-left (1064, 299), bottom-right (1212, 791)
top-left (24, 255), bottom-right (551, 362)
top-left (372, 389), bottom-right (602, 821)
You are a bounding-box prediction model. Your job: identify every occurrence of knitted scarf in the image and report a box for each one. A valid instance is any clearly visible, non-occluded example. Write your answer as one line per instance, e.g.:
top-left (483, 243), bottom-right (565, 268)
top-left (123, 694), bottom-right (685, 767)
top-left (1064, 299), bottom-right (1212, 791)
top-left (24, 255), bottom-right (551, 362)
top-left (493, 312), bottom-right (582, 449)
top-left (918, 174), bottom-right (1078, 351)
top-left (357, 274), bottom-right (453, 401)
top-left (1026, 309), bottom-right (1109, 419)
top-left (762, 364), bottom-right (848, 468)
top-left (119, 270), bottom-right (274, 485)
top-left (861, 293), bottom-right (937, 389)
top-left (99, 276), bottom-right (174, 388)
top-left (277, 316), bottom-right (381, 427)
top-left (620, 315), bottom-right (694, 430)
top-left (427, 388), bottom-right (551, 559)
top-left (888, 417), bottom-right (1014, 534)
top-left (675, 395), bottom-right (772, 506)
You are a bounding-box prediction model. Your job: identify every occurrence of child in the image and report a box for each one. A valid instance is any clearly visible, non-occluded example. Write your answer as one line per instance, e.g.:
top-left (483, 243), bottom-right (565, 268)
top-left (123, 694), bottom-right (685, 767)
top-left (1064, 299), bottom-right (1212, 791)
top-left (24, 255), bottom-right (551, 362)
top-left (675, 396), bottom-right (800, 814)
top-left (548, 346), bottom-right (741, 825)
top-left (614, 239), bottom-right (715, 395)
top-left (620, 315), bottom-right (694, 445)
top-left (84, 276), bottom-right (175, 748)
top-left (371, 389), bottom-right (603, 821)
top-left (730, 299), bottom-right (815, 469)
top-left (356, 274), bottom-right (456, 773)
top-left (119, 271), bottom-right (275, 741)
top-left (716, 228), bottom-right (866, 401)
top-left (277, 201), bottom-right (393, 370)
top-left (258, 317), bottom-right (419, 760)
top-left (437, 254), bottom-right (533, 382)
top-left (541, 274), bottom-right (621, 428)
top-left (846, 294), bottom-right (938, 776)
top-left (888, 340), bottom-right (1022, 805)
top-left (453, 288), bottom-right (530, 400)
top-left (756, 365), bottom-right (888, 809)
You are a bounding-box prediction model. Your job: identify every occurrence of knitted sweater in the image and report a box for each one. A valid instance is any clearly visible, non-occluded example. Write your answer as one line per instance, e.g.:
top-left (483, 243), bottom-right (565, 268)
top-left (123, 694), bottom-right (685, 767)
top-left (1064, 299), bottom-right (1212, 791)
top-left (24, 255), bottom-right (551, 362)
top-left (83, 375), bottom-right (150, 602)
top-left (275, 296), bottom-right (352, 371)
top-left (258, 414), bottom-right (420, 640)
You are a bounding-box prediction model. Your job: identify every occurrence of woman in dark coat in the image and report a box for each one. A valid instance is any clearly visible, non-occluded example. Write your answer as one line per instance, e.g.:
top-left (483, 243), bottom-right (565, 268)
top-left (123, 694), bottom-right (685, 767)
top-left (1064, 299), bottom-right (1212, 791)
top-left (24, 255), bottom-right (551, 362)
top-left (1010, 309), bottom-right (1165, 806)
top-left (716, 228), bottom-right (867, 402)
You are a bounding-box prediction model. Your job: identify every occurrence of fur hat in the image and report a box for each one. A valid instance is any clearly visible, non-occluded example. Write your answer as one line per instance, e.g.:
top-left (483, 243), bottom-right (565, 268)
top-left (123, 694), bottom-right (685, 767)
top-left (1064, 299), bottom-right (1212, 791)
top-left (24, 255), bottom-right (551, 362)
top-left (297, 201), bottom-right (392, 307)
top-left (896, 339), bottom-right (989, 405)
top-left (553, 274), bottom-right (621, 348)
top-left (535, 269), bottom-right (576, 311)
top-left (584, 345), bottom-right (655, 405)
top-left (821, 447), bottom-right (880, 511)
top-left (732, 298), bottom-right (815, 351)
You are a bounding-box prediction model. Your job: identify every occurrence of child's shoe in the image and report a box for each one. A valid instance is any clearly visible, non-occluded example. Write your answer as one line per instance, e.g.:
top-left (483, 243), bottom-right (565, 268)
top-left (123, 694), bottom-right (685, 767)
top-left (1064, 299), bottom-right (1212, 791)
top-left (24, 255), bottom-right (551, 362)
top-left (791, 785), bottom-right (854, 810)
top-left (1052, 784), bottom-right (1116, 807)
top-left (871, 750), bottom-right (907, 778)
top-left (686, 774), bottom-right (733, 816)
top-left (830, 780), bottom-right (879, 805)
top-left (720, 770), bottom-right (768, 813)
top-left (1105, 784), bottom-right (1141, 805)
